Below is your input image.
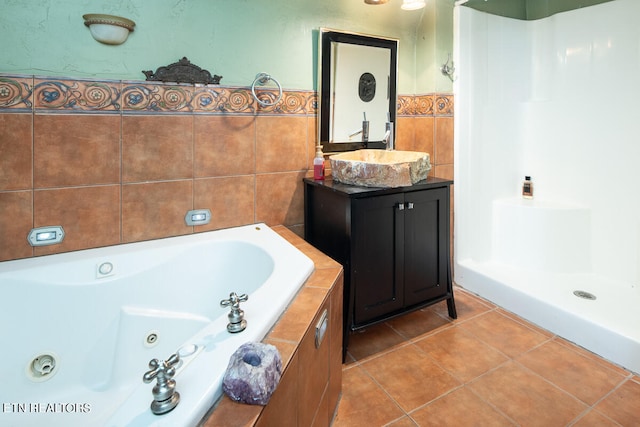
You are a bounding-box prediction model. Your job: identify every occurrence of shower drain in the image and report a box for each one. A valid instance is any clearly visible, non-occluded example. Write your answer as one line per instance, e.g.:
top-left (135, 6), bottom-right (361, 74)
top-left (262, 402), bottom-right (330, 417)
top-left (573, 290), bottom-right (597, 300)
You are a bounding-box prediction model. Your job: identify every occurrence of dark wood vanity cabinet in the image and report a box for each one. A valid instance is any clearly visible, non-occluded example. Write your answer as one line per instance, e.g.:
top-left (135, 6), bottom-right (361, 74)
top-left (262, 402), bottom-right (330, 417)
top-left (303, 177), bottom-right (457, 357)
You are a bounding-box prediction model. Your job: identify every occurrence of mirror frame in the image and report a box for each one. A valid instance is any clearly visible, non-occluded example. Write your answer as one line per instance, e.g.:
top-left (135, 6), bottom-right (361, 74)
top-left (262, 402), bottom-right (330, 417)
top-left (318, 28), bottom-right (398, 153)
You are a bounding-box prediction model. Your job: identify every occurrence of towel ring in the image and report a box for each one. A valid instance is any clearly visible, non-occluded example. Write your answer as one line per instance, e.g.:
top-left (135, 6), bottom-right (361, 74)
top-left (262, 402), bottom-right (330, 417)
top-left (251, 72), bottom-right (283, 107)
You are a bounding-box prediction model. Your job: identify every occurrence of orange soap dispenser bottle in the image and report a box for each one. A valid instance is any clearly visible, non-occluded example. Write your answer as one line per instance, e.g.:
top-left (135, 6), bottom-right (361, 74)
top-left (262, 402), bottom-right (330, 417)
top-left (313, 144), bottom-right (325, 180)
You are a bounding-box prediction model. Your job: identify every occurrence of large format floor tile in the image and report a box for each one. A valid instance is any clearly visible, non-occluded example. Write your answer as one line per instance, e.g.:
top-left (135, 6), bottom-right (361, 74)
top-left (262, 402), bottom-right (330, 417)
top-left (332, 366), bottom-right (404, 426)
top-left (468, 361), bottom-right (588, 426)
top-left (516, 339), bottom-right (628, 405)
top-left (361, 344), bottom-right (460, 412)
top-left (414, 326), bottom-right (509, 383)
top-left (336, 287), bottom-right (637, 426)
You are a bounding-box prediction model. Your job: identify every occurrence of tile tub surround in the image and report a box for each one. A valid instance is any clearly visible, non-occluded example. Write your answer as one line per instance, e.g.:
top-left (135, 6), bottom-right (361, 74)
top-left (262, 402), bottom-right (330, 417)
top-left (0, 73), bottom-right (453, 262)
top-left (202, 225), bottom-right (344, 426)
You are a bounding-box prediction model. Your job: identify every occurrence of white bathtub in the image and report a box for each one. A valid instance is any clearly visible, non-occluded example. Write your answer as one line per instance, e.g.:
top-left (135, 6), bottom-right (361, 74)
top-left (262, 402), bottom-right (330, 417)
top-left (0, 223), bottom-right (314, 427)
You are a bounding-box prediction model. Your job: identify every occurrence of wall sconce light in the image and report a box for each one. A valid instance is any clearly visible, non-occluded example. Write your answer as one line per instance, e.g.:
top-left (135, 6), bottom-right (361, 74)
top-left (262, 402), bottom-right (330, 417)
top-left (83, 14), bottom-right (135, 45)
top-left (364, 0), bottom-right (425, 9)
top-left (401, 0), bottom-right (426, 10)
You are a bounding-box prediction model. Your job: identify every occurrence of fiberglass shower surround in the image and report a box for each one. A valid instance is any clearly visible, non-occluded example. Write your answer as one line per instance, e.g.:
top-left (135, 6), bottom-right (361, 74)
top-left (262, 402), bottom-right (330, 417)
top-left (453, 0), bottom-right (640, 374)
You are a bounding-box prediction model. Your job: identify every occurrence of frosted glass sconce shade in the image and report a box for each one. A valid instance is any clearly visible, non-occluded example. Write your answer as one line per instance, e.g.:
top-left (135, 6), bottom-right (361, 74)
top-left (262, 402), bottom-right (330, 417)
top-left (401, 0), bottom-right (426, 10)
top-left (83, 14), bottom-right (135, 45)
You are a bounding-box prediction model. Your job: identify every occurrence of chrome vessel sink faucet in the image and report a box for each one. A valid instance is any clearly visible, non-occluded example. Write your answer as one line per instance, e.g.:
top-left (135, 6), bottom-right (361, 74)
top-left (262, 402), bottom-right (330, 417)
top-left (383, 120), bottom-right (394, 150)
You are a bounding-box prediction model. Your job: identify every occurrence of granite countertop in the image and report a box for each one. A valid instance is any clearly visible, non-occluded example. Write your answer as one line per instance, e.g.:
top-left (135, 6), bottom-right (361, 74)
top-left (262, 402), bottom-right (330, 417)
top-left (303, 176), bottom-right (453, 198)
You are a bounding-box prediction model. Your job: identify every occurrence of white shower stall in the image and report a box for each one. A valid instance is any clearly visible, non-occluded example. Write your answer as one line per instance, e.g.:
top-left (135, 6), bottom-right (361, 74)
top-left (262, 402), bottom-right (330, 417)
top-left (454, 0), bottom-right (640, 373)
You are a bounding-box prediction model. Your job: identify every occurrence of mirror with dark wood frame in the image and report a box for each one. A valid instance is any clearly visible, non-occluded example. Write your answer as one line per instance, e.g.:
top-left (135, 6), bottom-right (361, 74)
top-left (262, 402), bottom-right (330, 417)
top-left (318, 28), bottom-right (398, 153)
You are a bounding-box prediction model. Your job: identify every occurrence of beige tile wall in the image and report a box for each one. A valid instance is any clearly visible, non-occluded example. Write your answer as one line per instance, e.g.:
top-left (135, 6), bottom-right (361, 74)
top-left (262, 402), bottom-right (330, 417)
top-left (396, 115), bottom-right (454, 180)
top-left (0, 112), bottom-right (315, 260)
top-left (0, 75), bottom-right (453, 262)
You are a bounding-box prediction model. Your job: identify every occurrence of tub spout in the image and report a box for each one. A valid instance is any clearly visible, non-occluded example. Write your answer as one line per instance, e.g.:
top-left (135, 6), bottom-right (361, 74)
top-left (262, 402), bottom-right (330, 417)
top-left (143, 353), bottom-right (180, 415)
top-left (220, 292), bottom-right (249, 333)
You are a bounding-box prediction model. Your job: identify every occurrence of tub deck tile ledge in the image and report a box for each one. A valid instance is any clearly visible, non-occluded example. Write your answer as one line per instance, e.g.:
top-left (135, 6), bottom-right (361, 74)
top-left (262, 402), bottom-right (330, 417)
top-left (200, 226), bottom-right (344, 427)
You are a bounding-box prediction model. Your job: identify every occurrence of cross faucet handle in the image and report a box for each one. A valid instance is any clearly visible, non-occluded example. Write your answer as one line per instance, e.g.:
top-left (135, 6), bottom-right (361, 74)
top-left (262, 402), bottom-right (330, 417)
top-left (142, 353), bottom-right (181, 415)
top-left (220, 292), bottom-right (249, 333)
top-left (220, 292), bottom-right (249, 309)
top-left (143, 353), bottom-right (180, 383)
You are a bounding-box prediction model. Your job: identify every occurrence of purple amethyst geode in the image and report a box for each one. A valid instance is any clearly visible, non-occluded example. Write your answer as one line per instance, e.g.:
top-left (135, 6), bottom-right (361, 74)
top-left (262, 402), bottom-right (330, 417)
top-left (222, 342), bottom-right (282, 405)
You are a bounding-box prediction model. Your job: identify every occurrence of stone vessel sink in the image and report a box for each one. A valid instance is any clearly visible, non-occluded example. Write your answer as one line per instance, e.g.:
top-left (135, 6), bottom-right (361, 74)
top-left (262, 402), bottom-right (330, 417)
top-left (330, 149), bottom-right (431, 188)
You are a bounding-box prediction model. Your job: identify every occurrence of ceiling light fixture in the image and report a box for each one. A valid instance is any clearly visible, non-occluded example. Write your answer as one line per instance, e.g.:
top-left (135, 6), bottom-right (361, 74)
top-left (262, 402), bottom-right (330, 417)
top-left (364, 0), bottom-right (390, 4)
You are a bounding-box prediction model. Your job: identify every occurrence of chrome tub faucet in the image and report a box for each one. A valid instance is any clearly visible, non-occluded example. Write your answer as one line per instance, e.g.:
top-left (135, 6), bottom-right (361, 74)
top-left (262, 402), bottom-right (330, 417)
top-left (143, 353), bottom-right (181, 415)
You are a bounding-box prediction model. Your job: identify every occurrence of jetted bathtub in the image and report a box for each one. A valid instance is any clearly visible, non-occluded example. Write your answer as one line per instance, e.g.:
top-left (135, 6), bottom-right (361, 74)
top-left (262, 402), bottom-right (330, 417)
top-left (0, 223), bottom-right (314, 427)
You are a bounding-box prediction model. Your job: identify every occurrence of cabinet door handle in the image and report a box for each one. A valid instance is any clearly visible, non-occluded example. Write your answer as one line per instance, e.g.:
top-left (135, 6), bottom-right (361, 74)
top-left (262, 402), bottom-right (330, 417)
top-left (407, 202), bottom-right (414, 210)
top-left (397, 203), bottom-right (405, 211)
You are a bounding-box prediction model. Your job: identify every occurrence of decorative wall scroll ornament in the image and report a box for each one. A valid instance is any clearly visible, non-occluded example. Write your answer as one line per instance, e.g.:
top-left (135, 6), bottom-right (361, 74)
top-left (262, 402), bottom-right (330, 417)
top-left (358, 72), bottom-right (376, 102)
top-left (143, 57), bottom-right (222, 85)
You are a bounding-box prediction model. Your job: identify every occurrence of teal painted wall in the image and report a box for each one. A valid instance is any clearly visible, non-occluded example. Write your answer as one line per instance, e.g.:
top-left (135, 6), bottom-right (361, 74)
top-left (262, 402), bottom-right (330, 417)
top-left (0, 0), bottom-right (455, 94)
top-left (0, 0), bottom-right (617, 96)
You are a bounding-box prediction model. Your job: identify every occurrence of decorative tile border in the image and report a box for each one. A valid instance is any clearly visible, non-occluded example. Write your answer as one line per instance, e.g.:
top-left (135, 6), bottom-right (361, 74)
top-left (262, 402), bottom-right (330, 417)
top-left (122, 82), bottom-right (192, 113)
top-left (192, 86), bottom-right (316, 115)
top-left (397, 95), bottom-right (415, 116)
top-left (193, 86), bottom-right (250, 113)
top-left (434, 94), bottom-right (454, 116)
top-left (0, 76), bottom-right (33, 111)
top-left (397, 94), bottom-right (453, 117)
top-left (415, 94), bottom-right (437, 116)
top-left (0, 74), bottom-right (451, 116)
top-left (398, 94), bottom-right (435, 116)
top-left (33, 78), bottom-right (120, 112)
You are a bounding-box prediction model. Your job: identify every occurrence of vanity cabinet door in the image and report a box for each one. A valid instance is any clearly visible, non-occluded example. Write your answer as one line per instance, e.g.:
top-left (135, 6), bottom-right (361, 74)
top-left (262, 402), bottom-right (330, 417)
top-left (352, 193), bottom-right (405, 326)
top-left (403, 188), bottom-right (449, 307)
top-left (303, 176), bottom-right (456, 357)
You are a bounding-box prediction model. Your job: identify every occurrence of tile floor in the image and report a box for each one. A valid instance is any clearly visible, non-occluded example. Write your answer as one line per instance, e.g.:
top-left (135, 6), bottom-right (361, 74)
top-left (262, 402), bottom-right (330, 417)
top-left (332, 286), bottom-right (640, 426)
